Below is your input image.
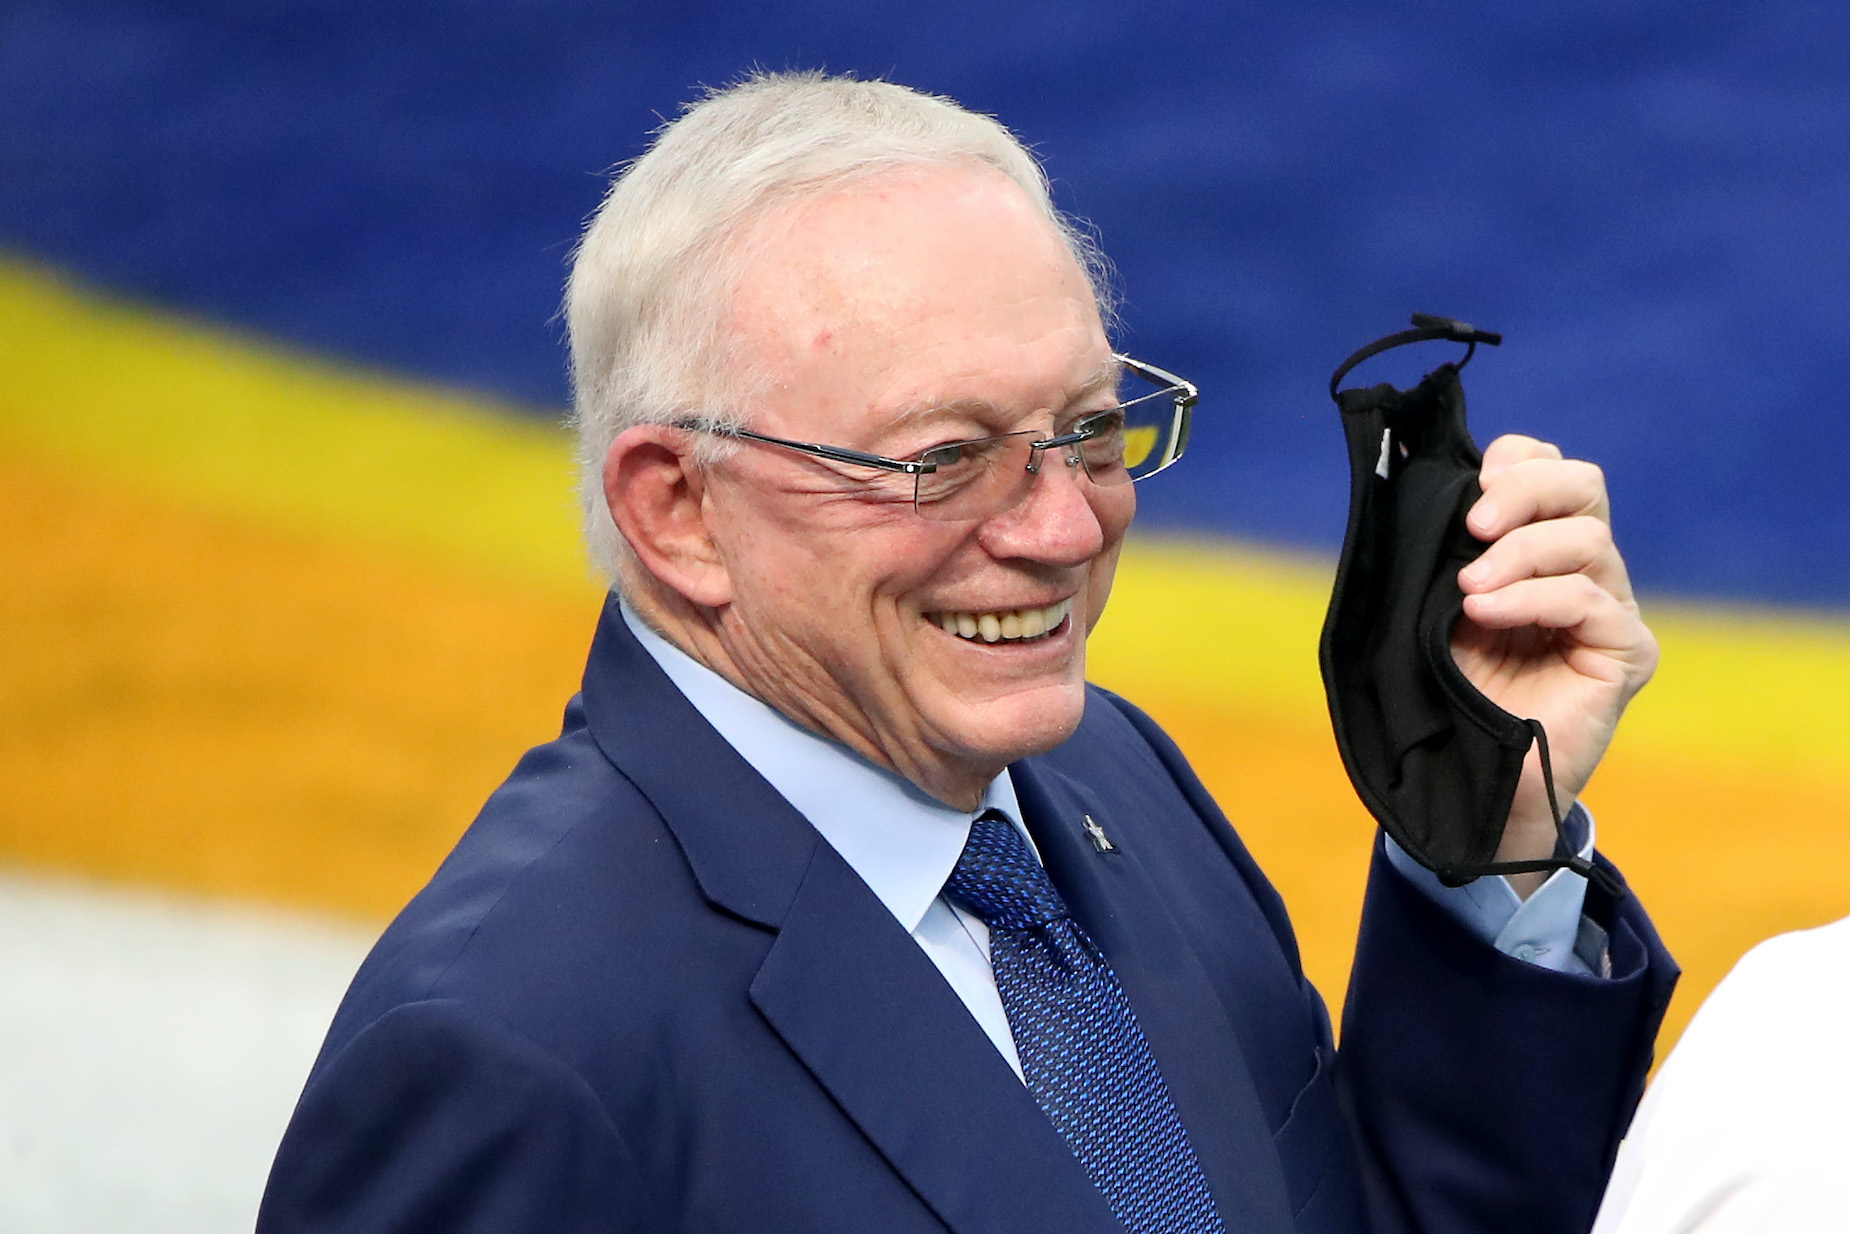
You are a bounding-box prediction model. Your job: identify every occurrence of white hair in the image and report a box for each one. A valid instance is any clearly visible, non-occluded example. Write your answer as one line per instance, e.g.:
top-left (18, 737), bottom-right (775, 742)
top-left (564, 70), bottom-right (1112, 585)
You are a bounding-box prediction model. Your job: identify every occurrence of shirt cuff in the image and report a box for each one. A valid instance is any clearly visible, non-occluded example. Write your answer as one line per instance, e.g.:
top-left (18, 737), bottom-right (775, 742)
top-left (1383, 804), bottom-right (1608, 977)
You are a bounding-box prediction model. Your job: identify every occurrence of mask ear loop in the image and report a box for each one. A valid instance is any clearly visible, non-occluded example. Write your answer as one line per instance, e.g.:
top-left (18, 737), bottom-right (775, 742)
top-left (1450, 722), bottom-right (1624, 897)
top-left (1329, 312), bottom-right (1504, 401)
top-left (1522, 719), bottom-right (1627, 899)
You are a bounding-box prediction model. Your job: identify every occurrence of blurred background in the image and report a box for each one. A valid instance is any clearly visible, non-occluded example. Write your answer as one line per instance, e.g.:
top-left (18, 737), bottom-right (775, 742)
top-left (3, 1), bottom-right (1848, 1228)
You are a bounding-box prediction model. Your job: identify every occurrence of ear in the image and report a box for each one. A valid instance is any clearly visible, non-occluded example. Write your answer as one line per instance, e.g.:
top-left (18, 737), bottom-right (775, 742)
top-left (602, 425), bottom-right (733, 608)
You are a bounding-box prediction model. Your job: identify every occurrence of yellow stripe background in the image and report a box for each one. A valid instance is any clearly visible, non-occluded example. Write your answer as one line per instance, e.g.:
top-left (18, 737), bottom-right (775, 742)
top-left (5, 256), bottom-right (1848, 1048)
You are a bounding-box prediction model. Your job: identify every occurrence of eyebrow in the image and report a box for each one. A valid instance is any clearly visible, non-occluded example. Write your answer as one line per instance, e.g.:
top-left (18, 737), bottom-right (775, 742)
top-left (885, 357), bottom-right (1125, 432)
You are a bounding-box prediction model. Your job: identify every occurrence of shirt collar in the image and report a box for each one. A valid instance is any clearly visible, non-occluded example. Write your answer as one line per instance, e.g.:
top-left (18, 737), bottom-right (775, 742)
top-left (621, 602), bottom-right (1023, 934)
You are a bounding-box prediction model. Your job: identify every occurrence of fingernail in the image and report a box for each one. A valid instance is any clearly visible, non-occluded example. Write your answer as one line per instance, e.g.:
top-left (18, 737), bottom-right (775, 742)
top-left (1468, 501), bottom-right (1498, 532)
top-left (1459, 562), bottom-right (1485, 588)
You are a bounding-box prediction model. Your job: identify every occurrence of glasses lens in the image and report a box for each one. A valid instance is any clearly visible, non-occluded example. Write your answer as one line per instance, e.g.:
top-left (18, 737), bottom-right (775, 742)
top-left (912, 434), bottom-right (1037, 520)
top-left (1075, 378), bottom-right (1189, 486)
top-left (908, 362), bottom-right (1193, 520)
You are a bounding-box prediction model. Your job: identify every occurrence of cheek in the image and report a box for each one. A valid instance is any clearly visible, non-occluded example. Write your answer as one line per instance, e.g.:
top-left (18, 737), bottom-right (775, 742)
top-left (748, 516), bottom-right (961, 639)
top-left (1083, 485), bottom-right (1134, 632)
top-left (720, 487), bottom-right (906, 595)
top-left (870, 522), bottom-right (978, 599)
top-left (1095, 481), bottom-right (1136, 543)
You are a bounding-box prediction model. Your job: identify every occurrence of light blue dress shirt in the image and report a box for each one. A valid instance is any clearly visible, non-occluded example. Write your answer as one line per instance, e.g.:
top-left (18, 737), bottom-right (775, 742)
top-left (1386, 815), bottom-right (1607, 977)
top-left (622, 604), bottom-right (1607, 1081)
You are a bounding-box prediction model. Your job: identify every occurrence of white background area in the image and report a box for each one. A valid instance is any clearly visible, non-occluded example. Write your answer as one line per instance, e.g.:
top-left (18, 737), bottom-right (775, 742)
top-left (0, 871), bottom-right (374, 1232)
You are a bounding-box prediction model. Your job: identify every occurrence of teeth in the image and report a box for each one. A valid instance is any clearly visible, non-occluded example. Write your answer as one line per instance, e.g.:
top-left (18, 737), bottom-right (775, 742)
top-left (930, 598), bottom-right (1072, 644)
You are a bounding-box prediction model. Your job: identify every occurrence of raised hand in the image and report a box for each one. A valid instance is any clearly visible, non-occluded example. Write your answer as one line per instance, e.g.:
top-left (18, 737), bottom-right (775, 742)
top-left (1451, 434), bottom-right (1659, 885)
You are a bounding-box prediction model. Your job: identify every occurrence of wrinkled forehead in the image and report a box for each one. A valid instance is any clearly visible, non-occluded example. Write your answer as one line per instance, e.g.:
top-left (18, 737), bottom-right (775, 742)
top-left (722, 163), bottom-right (1111, 441)
top-left (881, 355), bottom-right (1124, 431)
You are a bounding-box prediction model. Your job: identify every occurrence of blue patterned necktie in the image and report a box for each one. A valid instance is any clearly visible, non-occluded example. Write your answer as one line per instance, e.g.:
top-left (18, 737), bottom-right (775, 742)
top-left (945, 811), bottom-right (1226, 1234)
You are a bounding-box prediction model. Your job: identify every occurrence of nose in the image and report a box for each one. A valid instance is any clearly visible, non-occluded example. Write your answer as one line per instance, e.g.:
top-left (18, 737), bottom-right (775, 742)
top-left (979, 442), bottom-right (1108, 567)
top-left (1023, 437), bottom-right (1084, 476)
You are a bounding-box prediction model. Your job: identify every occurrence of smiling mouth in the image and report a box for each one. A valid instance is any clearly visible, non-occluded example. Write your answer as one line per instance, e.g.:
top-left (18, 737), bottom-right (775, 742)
top-left (928, 598), bottom-right (1073, 644)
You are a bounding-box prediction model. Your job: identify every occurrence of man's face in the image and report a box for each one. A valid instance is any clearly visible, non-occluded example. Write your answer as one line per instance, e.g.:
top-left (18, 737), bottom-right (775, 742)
top-left (700, 162), bottom-right (1133, 803)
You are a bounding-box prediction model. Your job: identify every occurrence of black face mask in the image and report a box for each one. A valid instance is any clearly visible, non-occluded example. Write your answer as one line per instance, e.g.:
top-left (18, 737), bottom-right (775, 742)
top-left (1318, 314), bottom-right (1621, 896)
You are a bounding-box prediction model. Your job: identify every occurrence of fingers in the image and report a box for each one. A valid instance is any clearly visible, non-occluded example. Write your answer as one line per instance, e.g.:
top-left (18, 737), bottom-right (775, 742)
top-left (1461, 575), bottom-right (1660, 691)
top-left (1478, 432), bottom-right (1561, 480)
top-left (1461, 435), bottom-right (1633, 602)
top-left (1457, 433), bottom-right (1650, 680)
top-left (1466, 456), bottom-right (1609, 543)
top-left (1458, 514), bottom-right (1635, 604)
top-left (1461, 574), bottom-right (1638, 650)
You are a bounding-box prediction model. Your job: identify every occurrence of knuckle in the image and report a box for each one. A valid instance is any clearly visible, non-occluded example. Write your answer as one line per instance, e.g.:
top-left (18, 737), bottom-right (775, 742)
top-left (1574, 515), bottom-right (1613, 552)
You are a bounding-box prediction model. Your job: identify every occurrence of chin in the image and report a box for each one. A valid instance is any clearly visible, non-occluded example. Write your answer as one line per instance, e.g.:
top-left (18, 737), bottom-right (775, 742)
top-left (951, 681), bottom-right (1088, 766)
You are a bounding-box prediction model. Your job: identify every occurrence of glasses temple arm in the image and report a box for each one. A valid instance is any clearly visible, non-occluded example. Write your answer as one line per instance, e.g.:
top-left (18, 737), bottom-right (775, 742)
top-left (1114, 354), bottom-right (1200, 408)
top-left (679, 420), bottom-right (933, 475)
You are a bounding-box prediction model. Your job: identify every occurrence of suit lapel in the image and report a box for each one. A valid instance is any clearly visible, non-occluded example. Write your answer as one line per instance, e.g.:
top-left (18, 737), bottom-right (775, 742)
top-left (1012, 758), bottom-right (1299, 1234)
top-left (752, 843), bottom-right (1125, 1234)
top-left (579, 600), bottom-right (1122, 1234)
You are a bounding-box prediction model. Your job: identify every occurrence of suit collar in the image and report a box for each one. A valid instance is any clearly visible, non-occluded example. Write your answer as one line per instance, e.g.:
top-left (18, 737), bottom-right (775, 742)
top-left (580, 593), bottom-right (818, 928)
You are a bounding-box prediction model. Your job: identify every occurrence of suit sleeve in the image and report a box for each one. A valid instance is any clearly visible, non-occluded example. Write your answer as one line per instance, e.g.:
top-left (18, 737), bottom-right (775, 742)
top-left (1339, 837), bottom-right (1677, 1234)
top-left (258, 999), bottom-right (645, 1234)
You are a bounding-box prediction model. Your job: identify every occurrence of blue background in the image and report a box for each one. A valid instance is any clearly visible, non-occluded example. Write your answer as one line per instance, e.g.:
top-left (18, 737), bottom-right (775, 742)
top-left (4, 1), bottom-right (1846, 606)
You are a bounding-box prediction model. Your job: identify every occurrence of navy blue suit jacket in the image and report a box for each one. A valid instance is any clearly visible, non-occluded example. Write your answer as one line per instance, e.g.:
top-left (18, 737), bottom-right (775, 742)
top-left (259, 597), bottom-right (1676, 1233)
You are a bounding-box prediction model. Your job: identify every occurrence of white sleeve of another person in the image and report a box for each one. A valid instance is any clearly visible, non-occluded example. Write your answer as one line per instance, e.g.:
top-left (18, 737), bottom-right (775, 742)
top-left (1593, 915), bottom-right (1850, 1234)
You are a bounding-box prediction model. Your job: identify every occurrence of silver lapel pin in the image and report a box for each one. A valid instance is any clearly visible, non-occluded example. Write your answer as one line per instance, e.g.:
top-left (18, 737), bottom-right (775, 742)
top-left (1081, 814), bottom-right (1118, 854)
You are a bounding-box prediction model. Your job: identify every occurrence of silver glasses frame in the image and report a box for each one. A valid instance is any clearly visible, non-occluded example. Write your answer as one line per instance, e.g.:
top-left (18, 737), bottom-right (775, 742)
top-left (672, 353), bottom-right (1199, 511)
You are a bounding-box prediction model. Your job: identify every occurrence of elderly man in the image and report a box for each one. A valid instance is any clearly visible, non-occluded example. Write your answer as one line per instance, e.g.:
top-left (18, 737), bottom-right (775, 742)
top-left (260, 73), bottom-right (1674, 1234)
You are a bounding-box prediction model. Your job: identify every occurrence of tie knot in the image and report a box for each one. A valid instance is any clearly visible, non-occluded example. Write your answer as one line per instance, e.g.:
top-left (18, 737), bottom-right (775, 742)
top-left (944, 811), bottom-right (1069, 932)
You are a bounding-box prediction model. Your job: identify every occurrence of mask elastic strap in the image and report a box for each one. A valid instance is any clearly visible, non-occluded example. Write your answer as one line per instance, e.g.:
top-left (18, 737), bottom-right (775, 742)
top-left (1329, 312), bottom-right (1504, 401)
top-left (1471, 720), bottom-right (1626, 899)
